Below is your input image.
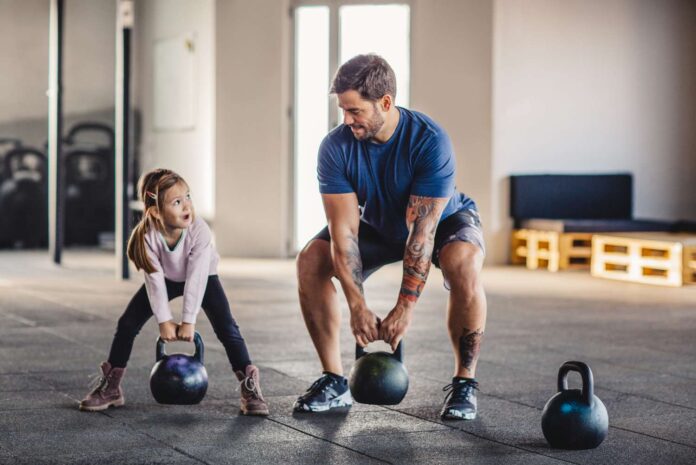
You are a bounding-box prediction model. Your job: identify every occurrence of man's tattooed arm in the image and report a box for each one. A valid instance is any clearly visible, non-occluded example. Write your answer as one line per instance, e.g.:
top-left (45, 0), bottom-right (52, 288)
top-left (398, 195), bottom-right (448, 305)
top-left (322, 193), bottom-right (366, 309)
top-left (345, 232), bottom-right (364, 295)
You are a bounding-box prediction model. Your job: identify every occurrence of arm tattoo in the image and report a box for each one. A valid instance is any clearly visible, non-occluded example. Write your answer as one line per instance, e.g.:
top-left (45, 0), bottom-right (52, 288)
top-left (399, 196), bottom-right (440, 302)
top-left (459, 328), bottom-right (484, 370)
top-left (346, 233), bottom-right (364, 295)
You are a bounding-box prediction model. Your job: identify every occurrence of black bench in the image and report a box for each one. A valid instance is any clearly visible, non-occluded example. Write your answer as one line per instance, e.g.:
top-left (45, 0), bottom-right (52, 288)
top-left (509, 173), bottom-right (674, 232)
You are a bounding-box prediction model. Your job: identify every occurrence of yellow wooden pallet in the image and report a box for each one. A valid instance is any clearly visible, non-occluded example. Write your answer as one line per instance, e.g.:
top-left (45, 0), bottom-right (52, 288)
top-left (591, 233), bottom-right (696, 287)
top-left (511, 229), bottom-right (592, 272)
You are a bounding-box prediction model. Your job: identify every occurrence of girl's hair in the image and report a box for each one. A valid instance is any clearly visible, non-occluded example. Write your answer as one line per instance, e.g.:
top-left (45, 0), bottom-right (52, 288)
top-left (127, 168), bottom-right (191, 273)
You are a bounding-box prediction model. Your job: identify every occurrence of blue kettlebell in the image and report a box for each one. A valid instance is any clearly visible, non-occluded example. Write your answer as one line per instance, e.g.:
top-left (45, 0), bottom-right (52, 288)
top-left (541, 361), bottom-right (609, 449)
top-left (349, 341), bottom-right (409, 405)
top-left (149, 331), bottom-right (208, 405)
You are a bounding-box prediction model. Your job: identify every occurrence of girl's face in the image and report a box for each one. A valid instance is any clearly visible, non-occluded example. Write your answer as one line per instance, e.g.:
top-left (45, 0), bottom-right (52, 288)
top-left (158, 181), bottom-right (193, 231)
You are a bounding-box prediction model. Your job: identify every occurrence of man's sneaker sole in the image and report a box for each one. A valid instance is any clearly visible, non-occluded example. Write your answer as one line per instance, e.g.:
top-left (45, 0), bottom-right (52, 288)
top-left (441, 408), bottom-right (476, 421)
top-left (79, 397), bottom-right (125, 412)
top-left (293, 390), bottom-right (353, 413)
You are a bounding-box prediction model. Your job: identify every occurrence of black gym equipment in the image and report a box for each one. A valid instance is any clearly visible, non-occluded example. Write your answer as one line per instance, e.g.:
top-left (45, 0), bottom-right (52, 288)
top-left (0, 138), bottom-right (23, 183)
top-left (61, 122), bottom-right (115, 246)
top-left (541, 361), bottom-right (609, 449)
top-left (349, 341), bottom-right (409, 405)
top-left (149, 332), bottom-right (209, 405)
top-left (0, 147), bottom-right (48, 248)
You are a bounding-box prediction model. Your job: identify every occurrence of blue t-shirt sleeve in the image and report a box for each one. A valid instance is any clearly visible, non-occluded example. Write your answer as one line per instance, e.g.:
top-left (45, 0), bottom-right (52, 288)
top-left (317, 135), bottom-right (354, 194)
top-left (411, 132), bottom-right (455, 198)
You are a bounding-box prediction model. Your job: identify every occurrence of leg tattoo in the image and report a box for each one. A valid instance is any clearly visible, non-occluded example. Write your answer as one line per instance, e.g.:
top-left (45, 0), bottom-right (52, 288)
top-left (459, 328), bottom-right (483, 371)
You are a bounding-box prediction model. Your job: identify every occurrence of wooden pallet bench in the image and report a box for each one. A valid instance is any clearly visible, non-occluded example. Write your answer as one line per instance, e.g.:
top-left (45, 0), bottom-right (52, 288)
top-left (591, 233), bottom-right (696, 287)
top-left (511, 229), bottom-right (593, 272)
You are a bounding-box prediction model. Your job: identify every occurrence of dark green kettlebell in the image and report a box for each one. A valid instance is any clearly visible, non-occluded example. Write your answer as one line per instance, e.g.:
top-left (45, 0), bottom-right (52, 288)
top-left (349, 341), bottom-right (409, 405)
top-left (149, 331), bottom-right (208, 405)
top-left (541, 361), bottom-right (609, 449)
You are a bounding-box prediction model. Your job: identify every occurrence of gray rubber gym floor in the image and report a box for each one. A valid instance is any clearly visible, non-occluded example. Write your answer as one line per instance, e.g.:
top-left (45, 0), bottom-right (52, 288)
top-left (1, 250), bottom-right (695, 465)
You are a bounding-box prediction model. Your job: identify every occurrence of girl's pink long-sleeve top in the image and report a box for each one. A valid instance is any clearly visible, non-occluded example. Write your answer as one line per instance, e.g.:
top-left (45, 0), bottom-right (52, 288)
top-left (143, 217), bottom-right (220, 324)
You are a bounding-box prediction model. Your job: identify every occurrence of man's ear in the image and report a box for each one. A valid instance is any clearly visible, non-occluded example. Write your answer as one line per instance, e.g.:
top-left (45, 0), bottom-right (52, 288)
top-left (380, 94), bottom-right (393, 112)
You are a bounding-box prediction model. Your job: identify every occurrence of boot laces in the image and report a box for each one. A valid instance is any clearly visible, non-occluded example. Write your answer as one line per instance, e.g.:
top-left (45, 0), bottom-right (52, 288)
top-left (88, 373), bottom-right (108, 393)
top-left (243, 376), bottom-right (261, 399)
top-left (442, 380), bottom-right (479, 403)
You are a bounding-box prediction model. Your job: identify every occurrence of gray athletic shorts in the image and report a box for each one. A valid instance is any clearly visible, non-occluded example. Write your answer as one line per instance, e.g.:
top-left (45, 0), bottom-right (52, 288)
top-left (312, 209), bottom-right (485, 284)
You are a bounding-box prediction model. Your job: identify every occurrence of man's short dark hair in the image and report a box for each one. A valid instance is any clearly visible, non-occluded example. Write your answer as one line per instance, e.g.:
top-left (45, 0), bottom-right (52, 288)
top-left (330, 54), bottom-right (397, 101)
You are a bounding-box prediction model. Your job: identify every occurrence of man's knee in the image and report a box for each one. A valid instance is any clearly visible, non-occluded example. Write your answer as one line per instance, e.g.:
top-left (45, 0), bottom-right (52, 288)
top-left (439, 242), bottom-right (484, 304)
top-left (296, 239), bottom-right (334, 290)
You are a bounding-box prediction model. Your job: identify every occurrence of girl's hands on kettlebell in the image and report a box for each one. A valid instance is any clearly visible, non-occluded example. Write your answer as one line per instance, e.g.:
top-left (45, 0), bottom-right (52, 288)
top-left (159, 321), bottom-right (179, 342)
top-left (177, 323), bottom-right (195, 342)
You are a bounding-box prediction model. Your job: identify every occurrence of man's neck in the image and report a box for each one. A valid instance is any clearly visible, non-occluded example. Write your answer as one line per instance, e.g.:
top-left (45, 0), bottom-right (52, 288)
top-left (371, 107), bottom-right (400, 144)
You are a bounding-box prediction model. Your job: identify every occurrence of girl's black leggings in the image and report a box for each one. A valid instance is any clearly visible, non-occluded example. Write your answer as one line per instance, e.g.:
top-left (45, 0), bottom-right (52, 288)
top-left (107, 275), bottom-right (251, 372)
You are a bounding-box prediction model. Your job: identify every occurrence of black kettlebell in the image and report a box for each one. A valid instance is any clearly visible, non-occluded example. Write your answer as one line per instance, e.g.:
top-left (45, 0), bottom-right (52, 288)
top-left (349, 341), bottom-right (409, 405)
top-left (149, 331), bottom-right (208, 405)
top-left (541, 361), bottom-right (609, 449)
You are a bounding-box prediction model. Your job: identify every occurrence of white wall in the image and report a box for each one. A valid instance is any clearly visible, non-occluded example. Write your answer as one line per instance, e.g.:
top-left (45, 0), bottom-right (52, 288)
top-left (214, 0), bottom-right (291, 257)
top-left (491, 0), bottom-right (696, 263)
top-left (134, 0), bottom-right (215, 219)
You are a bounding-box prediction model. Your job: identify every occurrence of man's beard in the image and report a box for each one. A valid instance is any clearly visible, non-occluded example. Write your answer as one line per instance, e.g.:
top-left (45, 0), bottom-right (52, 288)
top-left (350, 107), bottom-right (385, 141)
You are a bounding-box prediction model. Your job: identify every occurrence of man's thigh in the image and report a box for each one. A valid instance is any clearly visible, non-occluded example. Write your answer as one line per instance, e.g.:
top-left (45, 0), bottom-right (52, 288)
top-left (312, 221), bottom-right (404, 280)
top-left (432, 210), bottom-right (485, 266)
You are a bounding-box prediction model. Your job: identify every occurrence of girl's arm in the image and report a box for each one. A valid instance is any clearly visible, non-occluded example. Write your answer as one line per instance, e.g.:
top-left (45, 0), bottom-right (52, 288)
top-left (143, 239), bottom-right (174, 324)
top-left (181, 220), bottom-right (213, 326)
top-left (143, 239), bottom-right (178, 341)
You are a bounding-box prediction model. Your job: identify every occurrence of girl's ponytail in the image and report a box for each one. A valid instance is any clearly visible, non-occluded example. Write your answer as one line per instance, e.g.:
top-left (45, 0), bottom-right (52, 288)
top-left (127, 214), bottom-right (156, 273)
top-left (127, 168), bottom-right (186, 273)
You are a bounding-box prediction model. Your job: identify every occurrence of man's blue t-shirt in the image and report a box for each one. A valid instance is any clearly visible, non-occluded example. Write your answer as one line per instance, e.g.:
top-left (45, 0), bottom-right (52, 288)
top-left (317, 107), bottom-right (476, 243)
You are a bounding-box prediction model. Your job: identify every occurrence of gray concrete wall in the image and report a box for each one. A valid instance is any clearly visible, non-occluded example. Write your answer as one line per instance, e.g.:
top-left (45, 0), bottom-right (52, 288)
top-left (214, 0), bottom-right (291, 257)
top-left (411, 0), bottom-right (494, 260)
top-left (491, 0), bottom-right (696, 263)
top-left (134, 0), bottom-right (216, 219)
top-left (0, 0), bottom-right (115, 143)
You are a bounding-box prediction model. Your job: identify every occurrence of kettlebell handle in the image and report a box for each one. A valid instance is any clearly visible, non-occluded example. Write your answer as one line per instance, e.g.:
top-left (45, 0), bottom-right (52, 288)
top-left (557, 360), bottom-right (593, 405)
top-left (3, 147), bottom-right (47, 176)
top-left (156, 331), bottom-right (205, 364)
top-left (355, 340), bottom-right (404, 362)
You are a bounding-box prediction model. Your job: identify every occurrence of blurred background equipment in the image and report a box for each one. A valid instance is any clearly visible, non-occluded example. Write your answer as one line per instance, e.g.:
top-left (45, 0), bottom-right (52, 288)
top-left (0, 145), bottom-right (48, 248)
top-left (62, 122), bottom-right (115, 246)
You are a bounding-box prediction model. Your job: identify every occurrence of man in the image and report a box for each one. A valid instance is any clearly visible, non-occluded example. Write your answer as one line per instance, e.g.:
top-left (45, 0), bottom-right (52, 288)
top-left (293, 54), bottom-right (487, 420)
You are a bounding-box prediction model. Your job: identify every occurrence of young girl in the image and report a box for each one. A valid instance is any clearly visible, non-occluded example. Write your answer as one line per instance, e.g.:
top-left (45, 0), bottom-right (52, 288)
top-left (79, 168), bottom-right (268, 416)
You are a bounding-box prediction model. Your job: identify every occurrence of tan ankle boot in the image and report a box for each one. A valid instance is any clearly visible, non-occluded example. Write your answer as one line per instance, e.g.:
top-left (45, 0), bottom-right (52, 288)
top-left (79, 362), bottom-right (126, 412)
top-left (235, 365), bottom-right (269, 416)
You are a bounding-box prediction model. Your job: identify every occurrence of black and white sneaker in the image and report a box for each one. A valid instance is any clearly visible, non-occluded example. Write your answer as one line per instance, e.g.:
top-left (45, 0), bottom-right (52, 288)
top-left (440, 378), bottom-right (479, 420)
top-left (293, 373), bottom-right (353, 413)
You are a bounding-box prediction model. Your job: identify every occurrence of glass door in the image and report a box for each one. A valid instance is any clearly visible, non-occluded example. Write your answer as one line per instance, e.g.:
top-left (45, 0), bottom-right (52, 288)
top-left (293, 2), bottom-right (410, 252)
